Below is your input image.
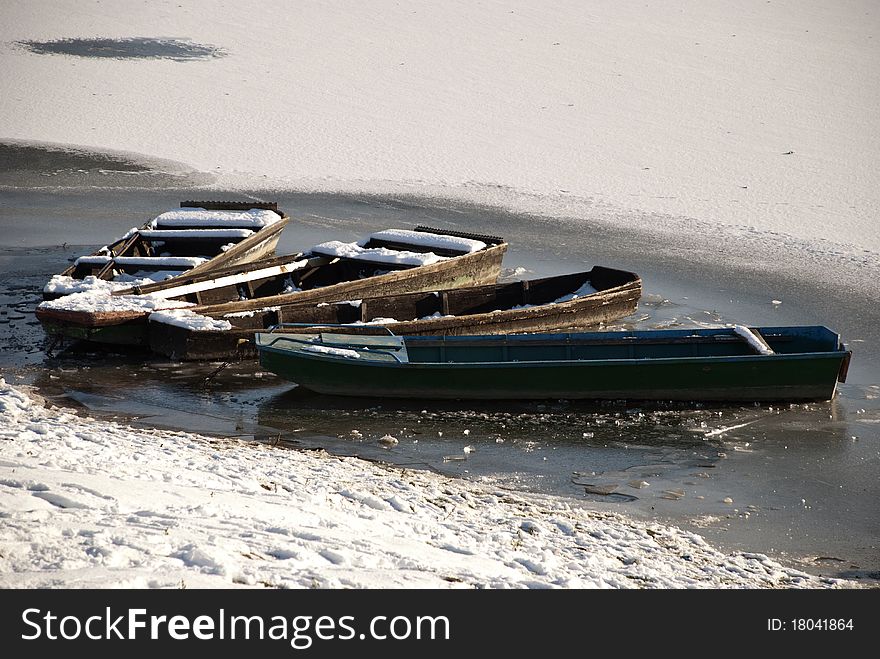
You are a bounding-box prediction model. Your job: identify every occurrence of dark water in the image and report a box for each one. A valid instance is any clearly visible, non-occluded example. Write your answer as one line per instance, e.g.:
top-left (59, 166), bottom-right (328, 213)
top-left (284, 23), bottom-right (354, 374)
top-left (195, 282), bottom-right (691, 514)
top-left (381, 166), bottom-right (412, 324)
top-left (1, 143), bottom-right (877, 582)
top-left (16, 38), bottom-right (226, 61)
top-left (0, 142), bottom-right (214, 191)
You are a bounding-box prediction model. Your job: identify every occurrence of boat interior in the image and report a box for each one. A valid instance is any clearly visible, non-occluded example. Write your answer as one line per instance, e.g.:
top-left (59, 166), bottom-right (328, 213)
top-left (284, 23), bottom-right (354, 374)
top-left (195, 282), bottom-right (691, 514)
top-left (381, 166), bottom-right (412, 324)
top-left (160, 227), bottom-right (504, 307)
top-left (63, 201), bottom-right (285, 280)
top-left (220, 267), bottom-right (637, 331)
top-left (256, 326), bottom-right (845, 365)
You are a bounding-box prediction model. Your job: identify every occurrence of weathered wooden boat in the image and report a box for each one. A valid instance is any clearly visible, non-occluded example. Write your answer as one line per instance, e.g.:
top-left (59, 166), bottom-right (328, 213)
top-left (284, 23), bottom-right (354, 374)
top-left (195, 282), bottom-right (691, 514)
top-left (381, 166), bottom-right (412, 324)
top-left (37, 227), bottom-right (508, 347)
top-left (149, 267), bottom-right (641, 361)
top-left (254, 325), bottom-right (851, 402)
top-left (43, 201), bottom-right (290, 300)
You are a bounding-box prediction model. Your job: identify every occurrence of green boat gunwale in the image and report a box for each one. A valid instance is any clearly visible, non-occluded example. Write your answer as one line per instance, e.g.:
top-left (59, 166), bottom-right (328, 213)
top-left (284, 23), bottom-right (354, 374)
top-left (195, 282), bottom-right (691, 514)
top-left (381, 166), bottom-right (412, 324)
top-left (255, 337), bottom-right (848, 370)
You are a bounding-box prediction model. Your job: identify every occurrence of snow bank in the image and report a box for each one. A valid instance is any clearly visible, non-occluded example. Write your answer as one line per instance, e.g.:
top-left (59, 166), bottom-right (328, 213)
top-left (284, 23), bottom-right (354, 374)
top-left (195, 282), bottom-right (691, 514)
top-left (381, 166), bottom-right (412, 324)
top-left (0, 380), bottom-right (847, 589)
top-left (311, 241), bottom-right (447, 266)
top-left (365, 229), bottom-right (486, 254)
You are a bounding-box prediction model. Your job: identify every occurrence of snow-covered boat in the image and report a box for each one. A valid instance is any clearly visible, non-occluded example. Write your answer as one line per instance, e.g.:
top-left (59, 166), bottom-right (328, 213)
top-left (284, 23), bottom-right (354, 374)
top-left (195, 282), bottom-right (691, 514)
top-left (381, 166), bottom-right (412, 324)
top-left (42, 201), bottom-right (290, 301)
top-left (149, 267), bottom-right (641, 360)
top-left (36, 227), bottom-right (509, 347)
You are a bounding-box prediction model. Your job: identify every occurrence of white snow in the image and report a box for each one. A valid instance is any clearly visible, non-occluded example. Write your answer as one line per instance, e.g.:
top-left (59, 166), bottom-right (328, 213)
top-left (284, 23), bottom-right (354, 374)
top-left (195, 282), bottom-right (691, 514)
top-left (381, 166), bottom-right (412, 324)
top-left (222, 306), bottom-right (280, 319)
top-left (38, 291), bottom-right (191, 314)
top-left (311, 241), bottom-right (448, 266)
top-left (45, 274), bottom-right (138, 296)
top-left (350, 317), bottom-right (400, 326)
top-left (301, 344), bottom-right (362, 359)
top-left (138, 228), bottom-right (255, 239)
top-left (149, 208), bottom-right (281, 229)
top-left (44, 272), bottom-right (190, 295)
top-left (71, 255), bottom-right (117, 265)
top-left (733, 325), bottom-right (776, 355)
top-left (365, 229), bottom-right (486, 254)
top-left (0, 380), bottom-right (847, 589)
top-left (281, 277), bottom-right (302, 294)
top-left (74, 255), bottom-right (209, 268)
top-left (554, 280), bottom-right (600, 303)
top-left (149, 309), bottom-right (233, 332)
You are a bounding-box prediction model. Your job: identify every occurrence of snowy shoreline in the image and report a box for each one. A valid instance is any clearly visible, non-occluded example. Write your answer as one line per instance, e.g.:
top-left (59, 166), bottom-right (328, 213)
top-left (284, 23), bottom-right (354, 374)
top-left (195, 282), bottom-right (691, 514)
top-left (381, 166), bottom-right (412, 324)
top-left (0, 380), bottom-right (852, 589)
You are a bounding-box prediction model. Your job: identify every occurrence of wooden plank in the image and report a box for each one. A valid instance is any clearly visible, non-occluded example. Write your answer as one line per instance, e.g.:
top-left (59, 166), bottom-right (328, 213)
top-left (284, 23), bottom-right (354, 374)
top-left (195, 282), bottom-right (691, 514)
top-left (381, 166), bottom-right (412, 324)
top-left (413, 225), bottom-right (505, 245)
top-left (180, 200), bottom-right (282, 216)
top-left (188, 243), bottom-right (508, 315)
top-left (93, 232), bottom-right (142, 279)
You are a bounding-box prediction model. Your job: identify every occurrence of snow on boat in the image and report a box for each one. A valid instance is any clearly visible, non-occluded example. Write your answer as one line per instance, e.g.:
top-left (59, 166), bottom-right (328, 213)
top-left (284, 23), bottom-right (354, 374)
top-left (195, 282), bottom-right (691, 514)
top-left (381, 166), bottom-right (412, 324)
top-left (254, 325), bottom-right (852, 402)
top-left (149, 267), bottom-right (642, 361)
top-left (43, 200), bottom-right (290, 301)
top-left (37, 227), bottom-right (508, 346)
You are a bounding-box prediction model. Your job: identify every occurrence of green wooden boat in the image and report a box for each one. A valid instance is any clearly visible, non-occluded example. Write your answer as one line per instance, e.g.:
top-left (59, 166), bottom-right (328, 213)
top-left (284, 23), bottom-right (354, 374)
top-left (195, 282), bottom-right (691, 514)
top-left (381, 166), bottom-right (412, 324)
top-left (254, 325), bottom-right (851, 402)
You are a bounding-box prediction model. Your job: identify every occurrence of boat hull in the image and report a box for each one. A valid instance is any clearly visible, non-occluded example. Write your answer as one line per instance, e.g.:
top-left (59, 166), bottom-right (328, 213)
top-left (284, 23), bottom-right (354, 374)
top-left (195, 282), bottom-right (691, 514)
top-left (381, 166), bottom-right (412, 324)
top-left (40, 319), bottom-right (150, 346)
top-left (191, 242), bottom-right (509, 317)
top-left (256, 327), bottom-right (851, 402)
top-left (259, 350), bottom-right (844, 401)
top-left (41, 242), bottom-right (508, 348)
top-left (150, 267), bottom-right (640, 361)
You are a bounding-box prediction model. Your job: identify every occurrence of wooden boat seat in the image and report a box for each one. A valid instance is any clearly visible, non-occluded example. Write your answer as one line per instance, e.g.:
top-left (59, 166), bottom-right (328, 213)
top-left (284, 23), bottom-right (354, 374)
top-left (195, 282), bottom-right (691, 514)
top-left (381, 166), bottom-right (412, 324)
top-left (138, 229), bottom-right (255, 240)
top-left (362, 228), bottom-right (499, 257)
top-left (73, 254), bottom-right (209, 274)
top-left (257, 331), bottom-right (410, 364)
top-left (150, 220), bottom-right (276, 230)
top-left (134, 228), bottom-right (255, 257)
top-left (151, 202), bottom-right (284, 231)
